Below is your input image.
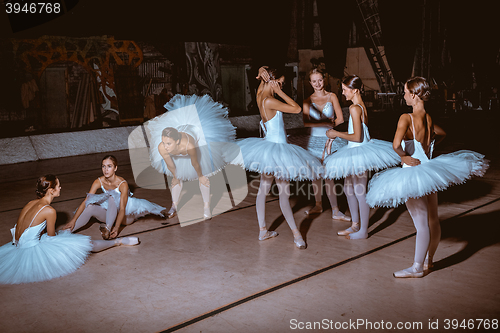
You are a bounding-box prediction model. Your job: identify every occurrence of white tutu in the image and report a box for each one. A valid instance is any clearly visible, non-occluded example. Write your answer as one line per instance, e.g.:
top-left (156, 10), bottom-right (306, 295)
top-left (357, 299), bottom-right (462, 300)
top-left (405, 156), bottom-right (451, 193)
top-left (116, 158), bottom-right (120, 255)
top-left (236, 137), bottom-right (323, 181)
top-left (146, 94), bottom-right (238, 181)
top-left (288, 131), bottom-right (348, 161)
top-left (236, 111), bottom-right (323, 181)
top-left (0, 223), bottom-right (92, 284)
top-left (366, 150), bottom-right (489, 208)
top-left (323, 138), bottom-right (400, 179)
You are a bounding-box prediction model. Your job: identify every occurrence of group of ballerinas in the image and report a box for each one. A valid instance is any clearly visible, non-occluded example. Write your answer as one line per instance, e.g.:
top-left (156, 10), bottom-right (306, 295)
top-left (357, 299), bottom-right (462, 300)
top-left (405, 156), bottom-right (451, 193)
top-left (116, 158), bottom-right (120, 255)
top-left (0, 66), bottom-right (488, 285)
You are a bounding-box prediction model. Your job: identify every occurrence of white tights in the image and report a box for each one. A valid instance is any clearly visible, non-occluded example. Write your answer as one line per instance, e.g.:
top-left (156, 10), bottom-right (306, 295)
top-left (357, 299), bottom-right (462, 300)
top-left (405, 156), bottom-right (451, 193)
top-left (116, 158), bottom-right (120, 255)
top-left (344, 172), bottom-right (370, 239)
top-left (312, 179), bottom-right (341, 209)
top-left (256, 174), bottom-right (298, 236)
top-left (72, 197), bottom-right (134, 233)
top-left (406, 192), bottom-right (440, 265)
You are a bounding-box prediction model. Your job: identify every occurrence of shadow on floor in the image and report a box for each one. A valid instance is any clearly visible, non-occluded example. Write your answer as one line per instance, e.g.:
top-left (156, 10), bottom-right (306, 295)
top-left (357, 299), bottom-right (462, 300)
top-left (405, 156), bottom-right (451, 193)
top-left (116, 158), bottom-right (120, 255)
top-left (432, 209), bottom-right (500, 272)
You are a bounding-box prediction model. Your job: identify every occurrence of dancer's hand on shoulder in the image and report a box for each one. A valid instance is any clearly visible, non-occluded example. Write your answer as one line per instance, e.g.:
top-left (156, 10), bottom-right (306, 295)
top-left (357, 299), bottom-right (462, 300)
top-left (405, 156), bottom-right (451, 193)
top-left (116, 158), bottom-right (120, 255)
top-left (401, 155), bottom-right (421, 166)
top-left (199, 176), bottom-right (210, 187)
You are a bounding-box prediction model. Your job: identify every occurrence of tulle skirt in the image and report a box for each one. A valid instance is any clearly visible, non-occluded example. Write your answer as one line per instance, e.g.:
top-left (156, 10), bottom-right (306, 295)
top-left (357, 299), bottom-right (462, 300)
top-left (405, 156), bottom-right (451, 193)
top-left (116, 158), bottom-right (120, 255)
top-left (0, 231), bottom-right (92, 284)
top-left (85, 192), bottom-right (165, 219)
top-left (323, 139), bottom-right (401, 179)
top-left (366, 150), bottom-right (489, 208)
top-left (236, 138), bottom-right (323, 181)
top-left (147, 94), bottom-right (238, 181)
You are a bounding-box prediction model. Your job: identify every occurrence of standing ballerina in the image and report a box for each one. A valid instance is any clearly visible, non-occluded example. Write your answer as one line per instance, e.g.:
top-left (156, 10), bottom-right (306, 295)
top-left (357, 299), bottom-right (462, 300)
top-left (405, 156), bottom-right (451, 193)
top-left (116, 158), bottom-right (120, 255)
top-left (323, 75), bottom-right (400, 240)
top-left (301, 68), bottom-right (349, 221)
top-left (66, 155), bottom-right (166, 239)
top-left (237, 67), bottom-right (323, 249)
top-left (147, 94), bottom-right (238, 221)
top-left (0, 175), bottom-right (139, 284)
top-left (366, 77), bottom-right (488, 278)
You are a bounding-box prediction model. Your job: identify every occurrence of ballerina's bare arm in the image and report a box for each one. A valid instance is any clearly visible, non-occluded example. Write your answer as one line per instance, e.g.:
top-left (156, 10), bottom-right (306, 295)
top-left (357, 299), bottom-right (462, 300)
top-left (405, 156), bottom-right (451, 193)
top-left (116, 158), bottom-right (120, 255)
top-left (158, 143), bottom-right (178, 178)
top-left (110, 180), bottom-right (129, 238)
top-left (432, 122), bottom-right (446, 146)
top-left (302, 97), bottom-right (329, 128)
top-left (330, 93), bottom-right (344, 126)
top-left (256, 66), bottom-right (270, 94)
top-left (64, 179), bottom-right (101, 230)
top-left (43, 207), bottom-right (57, 236)
top-left (326, 105), bottom-right (363, 142)
top-left (265, 81), bottom-right (301, 117)
top-left (393, 114), bottom-right (421, 166)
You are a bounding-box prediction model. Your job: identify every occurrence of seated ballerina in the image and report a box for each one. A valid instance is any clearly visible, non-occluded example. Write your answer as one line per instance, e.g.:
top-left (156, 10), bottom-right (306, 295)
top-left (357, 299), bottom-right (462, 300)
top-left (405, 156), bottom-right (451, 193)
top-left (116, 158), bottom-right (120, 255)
top-left (0, 174), bottom-right (139, 285)
top-left (66, 155), bottom-right (166, 239)
top-left (147, 94), bottom-right (239, 221)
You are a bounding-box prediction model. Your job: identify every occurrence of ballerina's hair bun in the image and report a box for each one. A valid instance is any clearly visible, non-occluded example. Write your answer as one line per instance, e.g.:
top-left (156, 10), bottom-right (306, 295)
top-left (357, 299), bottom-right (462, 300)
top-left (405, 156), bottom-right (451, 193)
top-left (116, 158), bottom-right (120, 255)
top-left (162, 127), bottom-right (182, 141)
top-left (406, 76), bottom-right (431, 101)
top-left (36, 174), bottom-right (58, 198)
top-left (265, 67), bottom-right (285, 81)
top-left (343, 75), bottom-right (363, 91)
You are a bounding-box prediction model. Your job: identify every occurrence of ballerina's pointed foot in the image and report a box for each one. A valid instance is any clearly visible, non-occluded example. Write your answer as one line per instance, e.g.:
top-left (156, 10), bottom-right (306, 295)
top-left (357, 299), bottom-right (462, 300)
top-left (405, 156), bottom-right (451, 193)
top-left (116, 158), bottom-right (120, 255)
top-left (117, 237), bottom-right (140, 246)
top-left (393, 263), bottom-right (424, 278)
top-left (305, 204), bottom-right (323, 215)
top-left (345, 230), bottom-right (368, 240)
top-left (258, 228), bottom-right (278, 241)
top-left (331, 208), bottom-right (351, 222)
top-left (337, 222), bottom-right (360, 236)
top-left (99, 225), bottom-right (111, 240)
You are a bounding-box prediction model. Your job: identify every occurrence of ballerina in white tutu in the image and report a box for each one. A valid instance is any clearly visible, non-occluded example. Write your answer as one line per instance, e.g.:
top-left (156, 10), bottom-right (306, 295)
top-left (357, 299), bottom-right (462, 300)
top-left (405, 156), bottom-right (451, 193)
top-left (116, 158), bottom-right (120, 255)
top-left (323, 75), bottom-right (400, 240)
top-left (366, 77), bottom-right (488, 278)
top-left (147, 94), bottom-right (238, 221)
top-left (237, 66), bottom-right (323, 249)
top-left (65, 155), bottom-right (166, 239)
top-left (0, 174), bottom-right (139, 284)
top-left (301, 68), bottom-right (350, 221)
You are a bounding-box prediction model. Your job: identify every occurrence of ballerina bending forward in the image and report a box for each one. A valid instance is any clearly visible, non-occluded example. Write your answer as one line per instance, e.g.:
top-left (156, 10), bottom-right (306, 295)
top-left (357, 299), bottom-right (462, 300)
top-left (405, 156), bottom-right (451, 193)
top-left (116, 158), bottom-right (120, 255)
top-left (147, 94), bottom-right (239, 221)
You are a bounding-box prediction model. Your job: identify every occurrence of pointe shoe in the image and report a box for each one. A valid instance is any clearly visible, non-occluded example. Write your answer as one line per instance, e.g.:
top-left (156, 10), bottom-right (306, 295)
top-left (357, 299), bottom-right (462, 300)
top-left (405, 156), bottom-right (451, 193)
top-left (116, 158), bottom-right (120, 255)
top-left (305, 205), bottom-right (323, 215)
top-left (337, 222), bottom-right (360, 236)
top-left (99, 225), bottom-right (111, 240)
top-left (203, 206), bottom-right (212, 220)
top-left (294, 235), bottom-right (307, 249)
top-left (292, 229), bottom-right (306, 249)
top-left (331, 208), bottom-right (351, 222)
top-left (393, 263), bottom-right (424, 278)
top-left (166, 205), bottom-right (177, 219)
top-left (259, 229), bottom-right (278, 241)
top-left (118, 237), bottom-right (140, 246)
